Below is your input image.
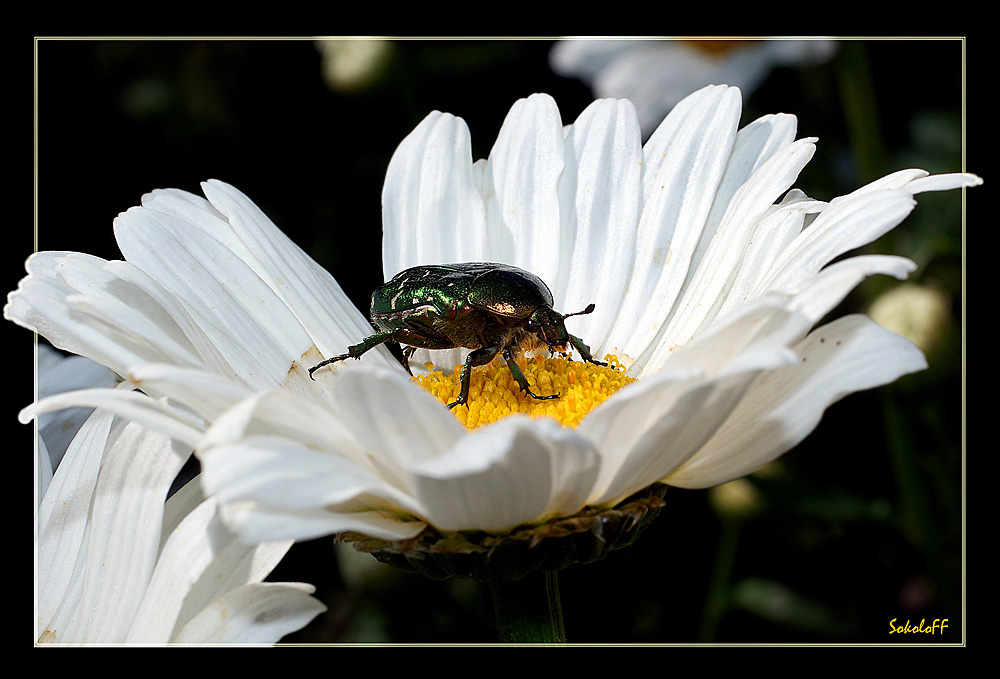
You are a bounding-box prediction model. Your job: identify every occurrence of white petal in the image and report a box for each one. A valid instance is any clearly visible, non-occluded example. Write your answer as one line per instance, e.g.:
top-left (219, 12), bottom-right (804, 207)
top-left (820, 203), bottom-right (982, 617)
top-left (197, 390), bottom-right (428, 542)
top-left (553, 97), bottom-right (643, 352)
top-left (126, 497), bottom-right (297, 643)
top-left (102, 258), bottom-right (253, 379)
top-left (125, 362), bottom-right (254, 425)
top-left (199, 434), bottom-right (421, 517)
top-left (327, 364), bottom-right (466, 486)
top-left (37, 431), bottom-right (52, 502)
top-left (36, 344), bottom-right (118, 468)
top-left (481, 93), bottom-right (566, 284)
top-left (381, 112), bottom-right (489, 272)
top-left (713, 195), bottom-right (825, 319)
top-left (670, 110), bottom-right (799, 253)
top-left (217, 499), bottom-right (425, 543)
top-left (756, 188), bottom-right (917, 296)
top-left (124, 499), bottom-right (226, 642)
top-left (666, 315), bottom-right (927, 488)
top-left (199, 381), bottom-right (370, 468)
top-left (581, 371), bottom-right (714, 504)
top-left (36, 410), bottom-right (115, 638)
top-left (41, 418), bottom-right (191, 643)
top-left (904, 171), bottom-right (982, 194)
top-left (160, 476), bottom-right (206, 545)
top-left (585, 300), bottom-right (805, 503)
top-left (669, 110), bottom-right (801, 308)
top-left (57, 261), bottom-right (208, 367)
top-left (604, 84), bottom-right (742, 359)
top-left (647, 294), bottom-right (807, 376)
top-left (113, 203), bottom-right (313, 388)
top-left (650, 136), bottom-right (817, 359)
top-left (788, 255), bottom-right (916, 325)
top-left (21, 386), bottom-right (205, 449)
top-left (198, 180), bottom-right (384, 362)
top-left (6, 253), bottom-right (203, 377)
top-left (408, 417), bottom-right (600, 532)
top-left (172, 582), bottom-right (325, 644)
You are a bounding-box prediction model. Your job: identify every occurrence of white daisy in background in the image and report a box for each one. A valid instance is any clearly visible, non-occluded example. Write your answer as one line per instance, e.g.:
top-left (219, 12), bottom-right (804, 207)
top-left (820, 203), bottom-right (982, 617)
top-left (550, 39), bottom-right (837, 137)
top-left (867, 282), bottom-right (952, 359)
top-left (34, 406), bottom-right (325, 644)
top-left (13, 85), bottom-right (978, 588)
top-left (315, 38), bottom-right (394, 93)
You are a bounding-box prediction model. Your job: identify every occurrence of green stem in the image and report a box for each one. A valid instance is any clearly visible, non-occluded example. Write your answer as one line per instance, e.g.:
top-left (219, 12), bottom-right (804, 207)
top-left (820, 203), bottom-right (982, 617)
top-left (489, 570), bottom-right (565, 644)
top-left (836, 40), bottom-right (886, 187)
top-left (698, 518), bottom-right (741, 642)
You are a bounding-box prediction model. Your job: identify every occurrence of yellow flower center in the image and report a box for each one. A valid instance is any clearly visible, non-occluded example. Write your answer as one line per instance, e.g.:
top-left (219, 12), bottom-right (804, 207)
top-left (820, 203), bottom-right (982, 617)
top-left (412, 354), bottom-right (635, 429)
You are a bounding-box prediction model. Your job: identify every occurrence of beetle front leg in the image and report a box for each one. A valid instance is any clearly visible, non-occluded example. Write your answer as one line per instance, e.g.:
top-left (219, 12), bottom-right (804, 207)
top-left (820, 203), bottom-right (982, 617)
top-left (399, 345), bottom-right (417, 376)
top-left (502, 347), bottom-right (560, 402)
top-left (568, 334), bottom-right (607, 367)
top-left (308, 330), bottom-right (396, 380)
top-left (449, 346), bottom-right (499, 409)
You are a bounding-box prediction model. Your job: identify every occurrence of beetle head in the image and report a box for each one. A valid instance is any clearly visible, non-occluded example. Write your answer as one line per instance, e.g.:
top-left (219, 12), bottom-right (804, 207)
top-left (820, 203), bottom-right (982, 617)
top-left (528, 303), bottom-right (596, 350)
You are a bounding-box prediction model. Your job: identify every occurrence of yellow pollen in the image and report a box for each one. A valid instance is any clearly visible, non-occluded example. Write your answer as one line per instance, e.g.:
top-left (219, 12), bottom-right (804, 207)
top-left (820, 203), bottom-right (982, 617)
top-left (413, 354), bottom-right (635, 429)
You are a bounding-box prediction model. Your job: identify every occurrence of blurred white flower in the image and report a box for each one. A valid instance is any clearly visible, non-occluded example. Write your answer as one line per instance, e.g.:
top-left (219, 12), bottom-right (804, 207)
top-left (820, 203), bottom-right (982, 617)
top-left (550, 39), bottom-right (837, 136)
top-left (34, 408), bottom-right (325, 644)
top-left (10, 85), bottom-right (979, 559)
top-left (316, 39), bottom-right (393, 92)
top-left (868, 282), bottom-right (951, 357)
top-left (709, 478), bottom-right (762, 520)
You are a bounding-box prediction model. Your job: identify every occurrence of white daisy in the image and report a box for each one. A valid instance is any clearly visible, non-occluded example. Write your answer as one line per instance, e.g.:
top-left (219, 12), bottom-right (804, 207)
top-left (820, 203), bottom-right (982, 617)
top-left (34, 408), bottom-right (325, 644)
top-left (550, 38), bottom-right (837, 136)
top-left (315, 38), bottom-right (393, 92)
top-left (12, 85), bottom-right (979, 581)
top-left (867, 283), bottom-right (952, 358)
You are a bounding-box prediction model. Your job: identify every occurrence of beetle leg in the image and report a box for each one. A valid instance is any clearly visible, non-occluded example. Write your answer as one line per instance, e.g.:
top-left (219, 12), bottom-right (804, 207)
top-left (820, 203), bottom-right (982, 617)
top-left (568, 334), bottom-right (607, 367)
top-left (308, 330), bottom-right (396, 380)
top-left (399, 346), bottom-right (417, 376)
top-left (502, 347), bottom-right (560, 402)
top-left (449, 346), bottom-right (499, 409)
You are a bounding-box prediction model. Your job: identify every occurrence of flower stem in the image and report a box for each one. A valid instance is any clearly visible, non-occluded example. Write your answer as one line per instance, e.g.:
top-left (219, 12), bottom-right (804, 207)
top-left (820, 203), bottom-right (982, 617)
top-left (698, 518), bottom-right (741, 642)
top-left (836, 41), bottom-right (886, 186)
top-left (489, 570), bottom-right (565, 644)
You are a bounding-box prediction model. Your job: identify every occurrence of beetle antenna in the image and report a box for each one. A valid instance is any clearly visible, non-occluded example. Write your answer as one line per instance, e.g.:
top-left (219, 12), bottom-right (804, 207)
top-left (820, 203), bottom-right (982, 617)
top-left (562, 303), bottom-right (596, 320)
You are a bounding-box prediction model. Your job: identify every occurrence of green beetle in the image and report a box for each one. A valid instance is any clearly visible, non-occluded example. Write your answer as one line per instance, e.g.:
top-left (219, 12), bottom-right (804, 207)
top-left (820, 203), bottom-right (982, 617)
top-left (309, 262), bottom-right (606, 409)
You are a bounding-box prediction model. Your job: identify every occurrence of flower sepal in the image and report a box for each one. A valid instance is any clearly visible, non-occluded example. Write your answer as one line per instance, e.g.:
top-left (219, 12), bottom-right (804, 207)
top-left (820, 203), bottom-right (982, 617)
top-left (336, 483), bottom-right (668, 582)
